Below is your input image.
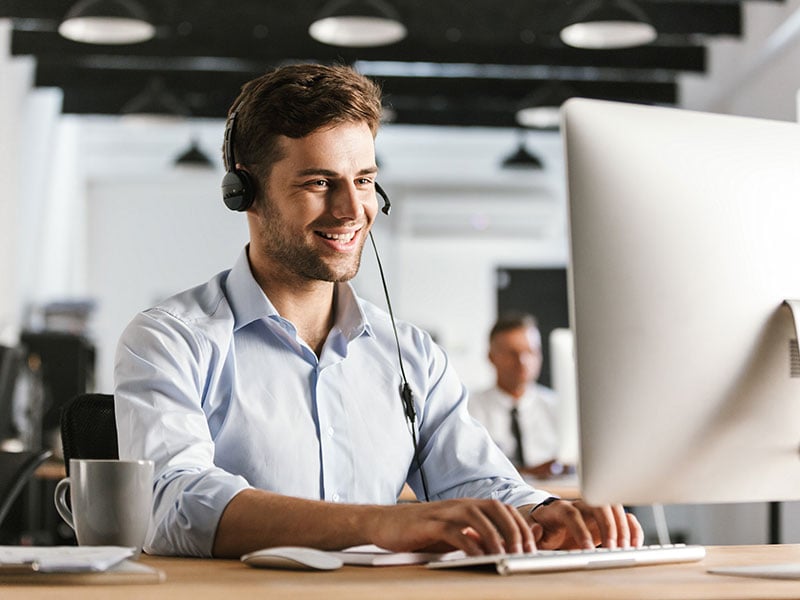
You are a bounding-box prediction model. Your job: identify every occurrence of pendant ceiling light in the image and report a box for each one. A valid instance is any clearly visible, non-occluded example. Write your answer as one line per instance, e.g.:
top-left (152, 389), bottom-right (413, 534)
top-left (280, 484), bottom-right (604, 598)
top-left (516, 84), bottom-right (573, 130)
top-left (560, 0), bottom-right (657, 50)
top-left (517, 105), bottom-right (561, 130)
top-left (309, 0), bottom-right (407, 47)
top-left (120, 77), bottom-right (190, 123)
top-left (174, 139), bottom-right (214, 169)
top-left (501, 137), bottom-right (544, 170)
top-left (59, 0), bottom-right (155, 45)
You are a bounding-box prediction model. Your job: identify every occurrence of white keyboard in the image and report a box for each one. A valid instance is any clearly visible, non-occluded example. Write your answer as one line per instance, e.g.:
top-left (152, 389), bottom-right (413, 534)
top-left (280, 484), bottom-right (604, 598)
top-left (427, 544), bottom-right (706, 576)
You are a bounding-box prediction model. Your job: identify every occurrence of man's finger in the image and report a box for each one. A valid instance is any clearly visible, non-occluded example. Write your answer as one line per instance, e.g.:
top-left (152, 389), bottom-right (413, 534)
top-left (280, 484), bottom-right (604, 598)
top-left (611, 504), bottom-right (630, 548)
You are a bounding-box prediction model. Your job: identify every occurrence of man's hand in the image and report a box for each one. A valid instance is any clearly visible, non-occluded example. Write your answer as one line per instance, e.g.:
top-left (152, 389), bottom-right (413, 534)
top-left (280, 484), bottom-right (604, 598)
top-left (526, 499), bottom-right (644, 550)
top-left (366, 498), bottom-right (539, 556)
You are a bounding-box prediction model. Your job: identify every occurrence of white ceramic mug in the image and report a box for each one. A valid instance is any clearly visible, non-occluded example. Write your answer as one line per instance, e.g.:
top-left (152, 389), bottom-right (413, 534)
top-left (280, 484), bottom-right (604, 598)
top-left (54, 459), bottom-right (154, 553)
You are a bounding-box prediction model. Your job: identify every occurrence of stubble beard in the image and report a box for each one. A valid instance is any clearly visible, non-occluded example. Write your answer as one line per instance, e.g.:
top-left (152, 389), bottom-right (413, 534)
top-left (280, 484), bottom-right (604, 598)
top-left (257, 199), bottom-right (365, 283)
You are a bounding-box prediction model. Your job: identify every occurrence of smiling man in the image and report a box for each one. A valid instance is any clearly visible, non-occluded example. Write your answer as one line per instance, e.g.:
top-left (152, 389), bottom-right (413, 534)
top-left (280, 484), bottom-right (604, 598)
top-left (114, 63), bottom-right (642, 559)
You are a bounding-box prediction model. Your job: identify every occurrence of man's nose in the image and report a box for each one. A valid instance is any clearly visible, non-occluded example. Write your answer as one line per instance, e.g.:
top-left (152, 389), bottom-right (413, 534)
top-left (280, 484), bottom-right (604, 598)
top-left (330, 184), bottom-right (363, 220)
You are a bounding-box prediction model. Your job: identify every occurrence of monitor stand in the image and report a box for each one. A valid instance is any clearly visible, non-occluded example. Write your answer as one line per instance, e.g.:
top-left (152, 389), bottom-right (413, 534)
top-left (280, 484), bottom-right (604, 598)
top-left (784, 299), bottom-right (800, 348)
top-left (727, 300), bottom-right (797, 572)
top-left (762, 301), bottom-right (800, 546)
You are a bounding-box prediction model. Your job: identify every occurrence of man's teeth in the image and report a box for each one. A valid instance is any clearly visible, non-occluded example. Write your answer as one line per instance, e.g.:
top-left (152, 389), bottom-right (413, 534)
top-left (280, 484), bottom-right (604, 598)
top-left (319, 231), bottom-right (355, 241)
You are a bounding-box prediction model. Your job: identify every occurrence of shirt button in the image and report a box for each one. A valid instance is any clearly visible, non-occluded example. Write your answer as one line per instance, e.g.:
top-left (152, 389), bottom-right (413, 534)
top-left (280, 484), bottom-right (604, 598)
top-left (332, 493), bottom-right (340, 502)
top-left (327, 426), bottom-right (334, 437)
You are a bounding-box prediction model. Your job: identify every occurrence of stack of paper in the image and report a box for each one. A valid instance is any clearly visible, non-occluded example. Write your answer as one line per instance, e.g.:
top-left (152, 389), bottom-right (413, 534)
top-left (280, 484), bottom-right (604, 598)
top-left (331, 545), bottom-right (461, 566)
top-left (0, 546), bottom-right (165, 585)
top-left (0, 545), bottom-right (135, 572)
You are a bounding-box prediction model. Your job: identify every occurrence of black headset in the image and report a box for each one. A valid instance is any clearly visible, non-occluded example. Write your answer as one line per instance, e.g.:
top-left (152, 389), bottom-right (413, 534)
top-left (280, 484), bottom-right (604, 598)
top-left (221, 104), bottom-right (391, 216)
top-left (220, 103), bottom-right (255, 212)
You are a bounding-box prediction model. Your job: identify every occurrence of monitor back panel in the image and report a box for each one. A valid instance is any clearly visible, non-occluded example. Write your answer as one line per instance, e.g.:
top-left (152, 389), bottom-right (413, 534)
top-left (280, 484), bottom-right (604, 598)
top-left (562, 98), bottom-right (800, 506)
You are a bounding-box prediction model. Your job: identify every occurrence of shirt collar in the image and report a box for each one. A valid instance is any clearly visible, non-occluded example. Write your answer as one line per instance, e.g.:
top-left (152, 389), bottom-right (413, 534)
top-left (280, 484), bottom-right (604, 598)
top-left (491, 385), bottom-right (536, 410)
top-left (333, 281), bottom-right (371, 342)
top-left (225, 246), bottom-right (372, 342)
top-left (225, 247), bottom-right (279, 331)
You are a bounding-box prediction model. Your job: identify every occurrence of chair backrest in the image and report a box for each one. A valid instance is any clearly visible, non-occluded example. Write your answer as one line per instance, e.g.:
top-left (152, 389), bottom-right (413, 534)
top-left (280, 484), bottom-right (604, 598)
top-left (0, 449), bottom-right (52, 526)
top-left (60, 393), bottom-right (118, 475)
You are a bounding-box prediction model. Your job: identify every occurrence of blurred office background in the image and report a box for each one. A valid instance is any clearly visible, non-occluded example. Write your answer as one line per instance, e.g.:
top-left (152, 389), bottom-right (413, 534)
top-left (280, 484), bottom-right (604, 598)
top-left (1, 0), bottom-right (800, 545)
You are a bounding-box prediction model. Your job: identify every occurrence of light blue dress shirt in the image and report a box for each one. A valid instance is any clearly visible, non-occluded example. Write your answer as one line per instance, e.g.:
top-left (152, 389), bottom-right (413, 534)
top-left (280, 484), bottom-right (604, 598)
top-left (114, 248), bottom-right (547, 556)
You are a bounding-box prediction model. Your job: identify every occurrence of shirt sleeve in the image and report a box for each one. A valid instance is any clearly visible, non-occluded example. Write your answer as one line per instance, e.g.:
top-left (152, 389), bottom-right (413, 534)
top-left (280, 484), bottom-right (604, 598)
top-left (405, 337), bottom-right (552, 509)
top-left (114, 309), bottom-right (251, 557)
top-left (466, 389), bottom-right (489, 424)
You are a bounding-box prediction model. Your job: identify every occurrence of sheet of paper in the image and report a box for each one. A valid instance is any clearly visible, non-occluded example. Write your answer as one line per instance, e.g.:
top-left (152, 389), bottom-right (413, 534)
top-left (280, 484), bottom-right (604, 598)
top-left (0, 546), bottom-right (135, 572)
top-left (708, 563), bottom-right (800, 580)
top-left (333, 544), bottom-right (463, 566)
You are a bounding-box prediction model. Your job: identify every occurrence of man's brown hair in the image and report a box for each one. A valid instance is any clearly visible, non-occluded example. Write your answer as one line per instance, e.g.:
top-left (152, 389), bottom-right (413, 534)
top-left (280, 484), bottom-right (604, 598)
top-left (226, 63), bottom-right (383, 191)
top-left (489, 312), bottom-right (539, 342)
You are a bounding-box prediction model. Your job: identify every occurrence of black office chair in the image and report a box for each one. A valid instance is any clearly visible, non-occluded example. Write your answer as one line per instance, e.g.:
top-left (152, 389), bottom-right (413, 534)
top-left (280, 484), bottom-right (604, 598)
top-left (0, 449), bottom-right (52, 526)
top-left (60, 393), bottom-right (118, 476)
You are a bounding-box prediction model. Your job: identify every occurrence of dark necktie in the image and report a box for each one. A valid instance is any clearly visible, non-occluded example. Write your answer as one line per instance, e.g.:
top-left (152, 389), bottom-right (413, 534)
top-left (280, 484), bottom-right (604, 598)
top-left (510, 406), bottom-right (526, 467)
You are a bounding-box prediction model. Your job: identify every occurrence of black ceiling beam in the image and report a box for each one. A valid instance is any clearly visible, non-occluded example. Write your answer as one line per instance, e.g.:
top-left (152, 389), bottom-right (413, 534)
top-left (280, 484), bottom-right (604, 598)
top-left (39, 67), bottom-right (677, 124)
top-left (34, 64), bottom-right (678, 100)
top-left (12, 31), bottom-right (707, 72)
top-left (1, 1), bottom-right (750, 38)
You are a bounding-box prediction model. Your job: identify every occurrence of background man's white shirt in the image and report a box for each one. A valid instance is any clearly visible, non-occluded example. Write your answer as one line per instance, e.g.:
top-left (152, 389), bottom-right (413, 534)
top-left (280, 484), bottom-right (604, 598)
top-left (469, 384), bottom-right (559, 468)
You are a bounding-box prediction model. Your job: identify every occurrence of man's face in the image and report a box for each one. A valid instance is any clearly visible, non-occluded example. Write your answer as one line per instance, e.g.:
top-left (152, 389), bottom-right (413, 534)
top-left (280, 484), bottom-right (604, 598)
top-left (250, 120), bottom-right (379, 283)
top-left (489, 325), bottom-right (543, 392)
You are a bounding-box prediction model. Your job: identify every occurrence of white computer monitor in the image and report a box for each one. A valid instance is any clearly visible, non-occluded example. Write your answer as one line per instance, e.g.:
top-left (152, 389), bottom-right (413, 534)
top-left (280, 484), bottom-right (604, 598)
top-left (562, 98), bottom-right (800, 507)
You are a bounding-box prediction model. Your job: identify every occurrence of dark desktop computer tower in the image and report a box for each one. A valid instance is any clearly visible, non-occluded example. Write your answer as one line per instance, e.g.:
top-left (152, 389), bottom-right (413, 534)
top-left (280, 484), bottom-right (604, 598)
top-left (0, 345), bottom-right (22, 443)
top-left (19, 330), bottom-right (95, 440)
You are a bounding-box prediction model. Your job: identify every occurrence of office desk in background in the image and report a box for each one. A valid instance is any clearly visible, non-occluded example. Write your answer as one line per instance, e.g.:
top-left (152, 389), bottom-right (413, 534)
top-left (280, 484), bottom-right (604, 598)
top-left (37, 463), bottom-right (578, 500)
top-left (3, 544), bottom-right (800, 600)
top-left (523, 473), bottom-right (581, 500)
top-left (34, 459), bottom-right (66, 481)
top-left (397, 473), bottom-right (580, 503)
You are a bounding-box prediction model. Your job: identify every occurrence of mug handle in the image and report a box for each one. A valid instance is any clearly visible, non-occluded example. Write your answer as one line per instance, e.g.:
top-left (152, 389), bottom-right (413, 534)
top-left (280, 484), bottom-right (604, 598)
top-left (54, 477), bottom-right (75, 530)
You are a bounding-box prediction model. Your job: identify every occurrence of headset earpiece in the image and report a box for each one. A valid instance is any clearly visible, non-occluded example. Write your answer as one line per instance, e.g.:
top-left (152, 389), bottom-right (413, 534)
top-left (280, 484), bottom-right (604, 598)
top-left (222, 168), bottom-right (255, 212)
top-left (221, 103), bottom-right (255, 212)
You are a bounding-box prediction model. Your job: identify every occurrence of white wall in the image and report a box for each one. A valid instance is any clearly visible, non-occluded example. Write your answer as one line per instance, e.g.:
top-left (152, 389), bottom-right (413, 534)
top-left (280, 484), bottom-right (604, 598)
top-left (682, 0), bottom-right (800, 121)
top-left (394, 234), bottom-right (566, 390)
top-left (0, 21), bottom-right (34, 344)
top-left (86, 174), bottom-right (249, 390)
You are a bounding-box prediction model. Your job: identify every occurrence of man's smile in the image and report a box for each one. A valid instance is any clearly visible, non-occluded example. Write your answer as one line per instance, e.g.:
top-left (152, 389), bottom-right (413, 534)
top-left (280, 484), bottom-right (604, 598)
top-left (316, 230), bottom-right (357, 242)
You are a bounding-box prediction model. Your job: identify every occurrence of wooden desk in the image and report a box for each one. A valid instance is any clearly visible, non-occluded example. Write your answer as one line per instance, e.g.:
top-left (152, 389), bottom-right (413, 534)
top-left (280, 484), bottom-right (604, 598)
top-left (3, 544), bottom-right (800, 599)
top-left (398, 475), bottom-right (580, 502)
top-left (34, 459), bottom-right (66, 481)
top-left (523, 473), bottom-right (581, 499)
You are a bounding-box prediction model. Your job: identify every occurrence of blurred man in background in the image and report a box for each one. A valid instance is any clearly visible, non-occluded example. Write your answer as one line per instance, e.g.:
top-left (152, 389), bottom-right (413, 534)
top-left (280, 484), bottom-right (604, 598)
top-left (470, 312), bottom-right (569, 479)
